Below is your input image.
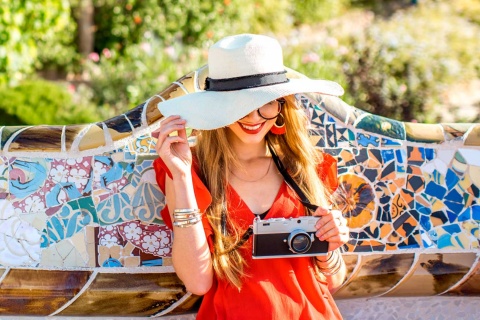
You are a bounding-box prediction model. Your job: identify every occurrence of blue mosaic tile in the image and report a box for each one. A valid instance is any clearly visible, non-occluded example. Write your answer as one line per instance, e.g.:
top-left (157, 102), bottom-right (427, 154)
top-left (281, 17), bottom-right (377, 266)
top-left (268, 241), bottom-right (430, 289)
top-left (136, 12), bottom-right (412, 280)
top-left (382, 150), bottom-right (395, 163)
top-left (420, 229), bottom-right (435, 248)
top-left (438, 233), bottom-right (454, 249)
top-left (395, 149), bottom-right (407, 164)
top-left (443, 224), bottom-right (462, 234)
top-left (472, 205), bottom-right (480, 220)
top-left (446, 209), bottom-right (459, 223)
top-left (445, 169), bottom-right (460, 189)
top-left (425, 148), bottom-right (435, 161)
top-left (357, 133), bottom-right (380, 147)
top-left (382, 137), bottom-right (402, 146)
top-left (425, 181), bottom-right (447, 199)
top-left (458, 207), bottom-right (471, 221)
top-left (445, 189), bottom-right (463, 203)
top-left (416, 203), bottom-right (432, 215)
top-left (420, 215), bottom-right (432, 231)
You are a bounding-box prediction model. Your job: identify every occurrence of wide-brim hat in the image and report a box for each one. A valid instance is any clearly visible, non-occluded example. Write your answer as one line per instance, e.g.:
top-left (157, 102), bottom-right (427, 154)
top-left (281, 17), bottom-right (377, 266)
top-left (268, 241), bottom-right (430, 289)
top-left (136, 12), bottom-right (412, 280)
top-left (158, 33), bottom-right (344, 130)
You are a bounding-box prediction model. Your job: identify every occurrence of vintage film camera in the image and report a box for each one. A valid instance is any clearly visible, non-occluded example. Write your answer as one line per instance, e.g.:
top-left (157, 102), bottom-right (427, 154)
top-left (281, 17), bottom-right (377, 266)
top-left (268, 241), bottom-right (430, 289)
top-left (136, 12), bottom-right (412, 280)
top-left (252, 216), bottom-right (329, 259)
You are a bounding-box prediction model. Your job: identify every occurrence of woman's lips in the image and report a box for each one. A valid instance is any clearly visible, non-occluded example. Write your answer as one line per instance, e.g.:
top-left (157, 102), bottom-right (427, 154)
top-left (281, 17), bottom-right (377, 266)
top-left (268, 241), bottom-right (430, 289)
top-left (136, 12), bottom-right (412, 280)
top-left (238, 122), bottom-right (265, 134)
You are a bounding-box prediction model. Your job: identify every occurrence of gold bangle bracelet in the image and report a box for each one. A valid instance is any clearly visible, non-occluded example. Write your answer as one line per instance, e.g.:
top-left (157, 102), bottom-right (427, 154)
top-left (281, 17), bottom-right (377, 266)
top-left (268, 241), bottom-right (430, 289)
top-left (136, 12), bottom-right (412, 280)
top-left (315, 250), bottom-right (336, 264)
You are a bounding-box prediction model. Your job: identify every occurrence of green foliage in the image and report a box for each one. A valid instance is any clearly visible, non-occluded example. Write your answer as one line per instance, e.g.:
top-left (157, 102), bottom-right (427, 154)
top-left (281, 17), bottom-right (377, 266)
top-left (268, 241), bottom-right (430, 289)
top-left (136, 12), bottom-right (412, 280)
top-left (84, 36), bottom-right (207, 114)
top-left (0, 80), bottom-right (99, 125)
top-left (0, 0), bottom-right (72, 85)
top-left (335, 2), bottom-right (480, 122)
top-left (452, 0), bottom-right (480, 25)
top-left (93, 0), bottom-right (231, 51)
top-left (1, 0), bottom-right (479, 125)
top-left (283, 39), bottom-right (351, 104)
top-left (291, 0), bottom-right (351, 25)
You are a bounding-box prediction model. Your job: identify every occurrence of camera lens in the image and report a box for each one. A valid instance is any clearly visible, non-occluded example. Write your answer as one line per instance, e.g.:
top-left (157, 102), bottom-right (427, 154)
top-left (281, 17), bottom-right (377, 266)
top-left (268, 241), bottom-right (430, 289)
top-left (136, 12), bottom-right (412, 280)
top-left (287, 230), bottom-right (313, 254)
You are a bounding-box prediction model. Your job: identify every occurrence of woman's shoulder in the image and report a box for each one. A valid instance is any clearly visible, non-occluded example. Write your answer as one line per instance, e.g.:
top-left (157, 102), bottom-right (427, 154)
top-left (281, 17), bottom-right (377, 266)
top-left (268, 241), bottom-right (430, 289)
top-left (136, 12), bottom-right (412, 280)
top-left (316, 150), bottom-right (338, 193)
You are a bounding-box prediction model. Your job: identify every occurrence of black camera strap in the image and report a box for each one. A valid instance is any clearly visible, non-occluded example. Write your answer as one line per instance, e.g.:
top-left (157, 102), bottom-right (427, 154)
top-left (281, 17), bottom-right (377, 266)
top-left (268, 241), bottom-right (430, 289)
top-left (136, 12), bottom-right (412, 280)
top-left (229, 144), bottom-right (319, 252)
top-left (267, 143), bottom-right (319, 212)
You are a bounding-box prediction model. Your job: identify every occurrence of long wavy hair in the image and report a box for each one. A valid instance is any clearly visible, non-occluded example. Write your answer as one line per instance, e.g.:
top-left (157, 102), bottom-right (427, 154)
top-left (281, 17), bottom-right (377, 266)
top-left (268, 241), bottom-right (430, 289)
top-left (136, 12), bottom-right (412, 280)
top-left (194, 95), bottom-right (330, 289)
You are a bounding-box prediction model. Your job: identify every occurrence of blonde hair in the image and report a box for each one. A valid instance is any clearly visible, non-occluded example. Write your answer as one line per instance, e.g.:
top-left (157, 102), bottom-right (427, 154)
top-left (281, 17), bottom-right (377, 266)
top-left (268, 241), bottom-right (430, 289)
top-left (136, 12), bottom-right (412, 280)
top-left (195, 95), bottom-right (330, 289)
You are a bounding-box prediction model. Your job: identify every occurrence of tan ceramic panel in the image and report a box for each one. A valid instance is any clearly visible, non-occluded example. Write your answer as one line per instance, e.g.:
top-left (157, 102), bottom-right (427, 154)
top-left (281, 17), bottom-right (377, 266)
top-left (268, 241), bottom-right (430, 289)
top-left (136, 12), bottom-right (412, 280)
top-left (405, 122), bottom-right (445, 143)
top-left (165, 294), bottom-right (202, 316)
top-left (1, 126), bottom-right (29, 149)
top-left (442, 123), bottom-right (472, 139)
top-left (464, 124), bottom-right (480, 146)
top-left (63, 125), bottom-right (89, 150)
top-left (77, 124), bottom-right (106, 151)
top-left (158, 83), bottom-right (188, 101)
top-left (8, 126), bottom-right (63, 152)
top-left (106, 128), bottom-right (132, 142)
top-left (58, 272), bottom-right (186, 317)
top-left (146, 95), bottom-right (164, 126)
top-left (175, 72), bottom-right (196, 93)
top-left (0, 269), bottom-right (92, 315)
top-left (196, 66), bottom-right (209, 90)
top-left (321, 95), bottom-right (349, 123)
top-left (385, 253), bottom-right (477, 297)
top-left (443, 256), bottom-right (480, 296)
top-left (333, 253), bottom-right (414, 299)
top-left (337, 254), bottom-right (360, 287)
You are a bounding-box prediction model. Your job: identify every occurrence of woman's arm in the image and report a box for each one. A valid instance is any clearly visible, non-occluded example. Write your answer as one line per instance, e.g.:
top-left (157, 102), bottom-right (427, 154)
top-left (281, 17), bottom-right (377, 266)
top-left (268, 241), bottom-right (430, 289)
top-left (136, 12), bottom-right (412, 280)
top-left (165, 174), bottom-right (213, 295)
top-left (314, 208), bottom-right (349, 293)
top-left (314, 249), bottom-right (347, 293)
top-left (154, 115), bottom-right (214, 295)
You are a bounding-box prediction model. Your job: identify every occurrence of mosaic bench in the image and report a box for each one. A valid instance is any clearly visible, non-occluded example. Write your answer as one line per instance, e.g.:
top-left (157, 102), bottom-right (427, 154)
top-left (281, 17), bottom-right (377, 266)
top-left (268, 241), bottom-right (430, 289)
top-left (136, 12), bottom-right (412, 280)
top-left (0, 66), bottom-right (479, 317)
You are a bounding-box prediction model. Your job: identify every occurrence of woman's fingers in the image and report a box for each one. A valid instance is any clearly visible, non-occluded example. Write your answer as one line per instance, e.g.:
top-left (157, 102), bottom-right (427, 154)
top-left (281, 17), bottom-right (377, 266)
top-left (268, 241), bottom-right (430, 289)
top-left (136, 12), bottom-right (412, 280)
top-left (153, 116), bottom-right (187, 154)
top-left (315, 209), bottom-right (349, 246)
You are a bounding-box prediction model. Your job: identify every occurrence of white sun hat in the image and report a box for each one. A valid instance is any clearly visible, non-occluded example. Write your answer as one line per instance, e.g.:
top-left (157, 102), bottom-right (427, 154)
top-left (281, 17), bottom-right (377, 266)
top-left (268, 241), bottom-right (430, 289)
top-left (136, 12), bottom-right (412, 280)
top-left (158, 33), bottom-right (344, 130)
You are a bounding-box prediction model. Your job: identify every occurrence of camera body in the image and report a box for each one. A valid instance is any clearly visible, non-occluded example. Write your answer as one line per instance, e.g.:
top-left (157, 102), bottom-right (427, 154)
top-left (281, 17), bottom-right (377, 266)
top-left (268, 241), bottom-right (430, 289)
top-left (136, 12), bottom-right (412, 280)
top-left (252, 216), bottom-right (329, 259)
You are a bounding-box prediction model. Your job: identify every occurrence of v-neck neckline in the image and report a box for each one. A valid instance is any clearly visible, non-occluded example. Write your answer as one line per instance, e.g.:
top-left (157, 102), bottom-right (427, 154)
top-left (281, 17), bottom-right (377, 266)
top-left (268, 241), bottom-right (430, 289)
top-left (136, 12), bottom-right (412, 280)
top-left (227, 181), bottom-right (286, 219)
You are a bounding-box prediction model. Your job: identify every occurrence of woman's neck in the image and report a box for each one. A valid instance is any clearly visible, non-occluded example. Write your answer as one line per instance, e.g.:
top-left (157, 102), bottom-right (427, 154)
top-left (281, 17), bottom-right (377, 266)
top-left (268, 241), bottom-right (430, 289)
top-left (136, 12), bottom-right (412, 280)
top-left (230, 139), bottom-right (268, 162)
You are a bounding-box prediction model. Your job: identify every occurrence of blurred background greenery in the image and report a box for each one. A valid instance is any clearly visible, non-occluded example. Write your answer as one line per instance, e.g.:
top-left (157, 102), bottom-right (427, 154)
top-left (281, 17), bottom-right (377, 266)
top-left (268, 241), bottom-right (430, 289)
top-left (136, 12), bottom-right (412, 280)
top-left (0, 0), bottom-right (479, 125)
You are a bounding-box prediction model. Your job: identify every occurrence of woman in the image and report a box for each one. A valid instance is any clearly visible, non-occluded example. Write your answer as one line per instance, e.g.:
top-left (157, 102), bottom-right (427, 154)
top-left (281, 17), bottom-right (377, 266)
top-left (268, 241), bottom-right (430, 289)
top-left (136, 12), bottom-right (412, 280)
top-left (154, 34), bottom-right (349, 319)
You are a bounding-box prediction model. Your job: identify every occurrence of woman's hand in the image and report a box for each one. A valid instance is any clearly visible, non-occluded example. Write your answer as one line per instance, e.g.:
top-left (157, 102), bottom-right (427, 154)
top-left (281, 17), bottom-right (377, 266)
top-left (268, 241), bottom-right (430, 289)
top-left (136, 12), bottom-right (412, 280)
top-left (153, 115), bottom-right (192, 177)
top-left (313, 208), bottom-right (349, 251)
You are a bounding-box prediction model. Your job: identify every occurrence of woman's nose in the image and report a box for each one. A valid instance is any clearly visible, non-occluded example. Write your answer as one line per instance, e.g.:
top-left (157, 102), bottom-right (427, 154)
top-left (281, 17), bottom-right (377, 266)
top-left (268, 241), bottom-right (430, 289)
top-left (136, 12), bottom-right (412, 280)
top-left (242, 109), bottom-right (260, 120)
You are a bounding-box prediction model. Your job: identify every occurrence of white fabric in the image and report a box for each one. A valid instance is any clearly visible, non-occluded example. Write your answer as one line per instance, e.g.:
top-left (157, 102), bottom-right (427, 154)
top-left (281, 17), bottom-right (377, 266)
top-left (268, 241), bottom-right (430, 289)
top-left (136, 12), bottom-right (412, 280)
top-left (158, 34), bottom-right (344, 130)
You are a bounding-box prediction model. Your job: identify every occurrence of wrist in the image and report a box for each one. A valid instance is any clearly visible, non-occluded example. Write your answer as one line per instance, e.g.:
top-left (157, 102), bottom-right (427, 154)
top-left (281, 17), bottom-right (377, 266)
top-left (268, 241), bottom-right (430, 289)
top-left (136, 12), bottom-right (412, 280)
top-left (315, 249), bottom-right (344, 277)
top-left (315, 250), bottom-right (335, 264)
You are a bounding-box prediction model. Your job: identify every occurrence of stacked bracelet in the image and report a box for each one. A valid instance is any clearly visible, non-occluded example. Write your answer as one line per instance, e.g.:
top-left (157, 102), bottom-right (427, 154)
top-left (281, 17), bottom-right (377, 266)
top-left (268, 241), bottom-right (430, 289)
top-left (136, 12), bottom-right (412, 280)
top-left (315, 249), bottom-right (344, 277)
top-left (173, 208), bottom-right (202, 228)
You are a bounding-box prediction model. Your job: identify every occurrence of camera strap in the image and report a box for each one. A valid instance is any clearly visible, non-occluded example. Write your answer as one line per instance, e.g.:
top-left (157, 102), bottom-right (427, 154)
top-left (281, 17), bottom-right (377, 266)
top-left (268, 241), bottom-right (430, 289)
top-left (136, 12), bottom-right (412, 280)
top-left (267, 143), bottom-right (319, 212)
top-left (232, 144), bottom-right (319, 251)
